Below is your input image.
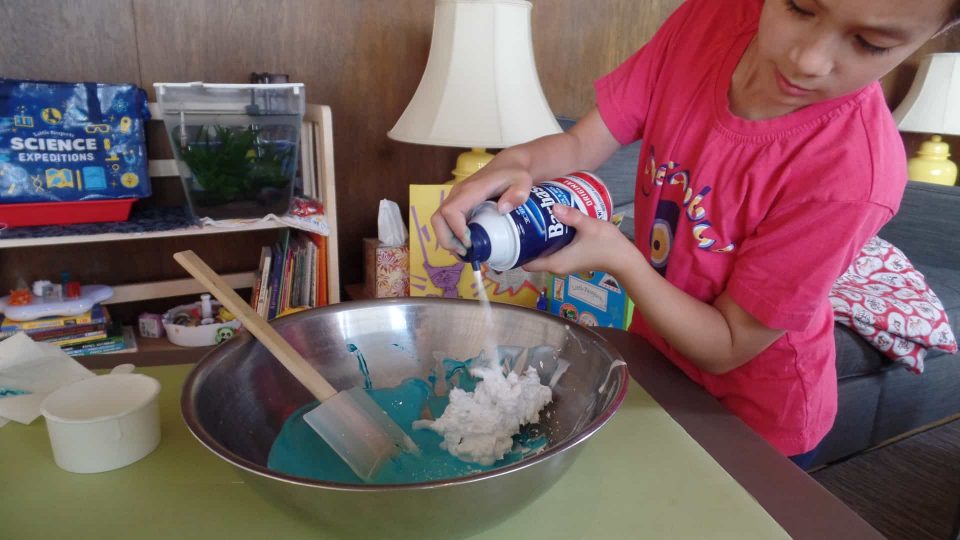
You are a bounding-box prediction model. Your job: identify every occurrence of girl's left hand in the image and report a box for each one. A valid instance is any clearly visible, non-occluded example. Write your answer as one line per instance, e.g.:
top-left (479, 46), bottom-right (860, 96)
top-left (522, 204), bottom-right (639, 276)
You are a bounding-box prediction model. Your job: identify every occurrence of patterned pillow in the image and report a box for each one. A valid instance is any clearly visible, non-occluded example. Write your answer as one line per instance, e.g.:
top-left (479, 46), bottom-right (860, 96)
top-left (831, 237), bottom-right (958, 374)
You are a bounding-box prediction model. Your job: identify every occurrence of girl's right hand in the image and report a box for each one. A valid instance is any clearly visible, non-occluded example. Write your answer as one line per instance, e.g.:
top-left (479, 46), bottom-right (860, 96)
top-left (431, 156), bottom-right (534, 256)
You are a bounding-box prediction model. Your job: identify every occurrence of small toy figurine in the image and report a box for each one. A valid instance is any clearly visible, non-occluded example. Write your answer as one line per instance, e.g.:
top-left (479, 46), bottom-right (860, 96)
top-left (32, 280), bottom-right (52, 297)
top-left (65, 281), bottom-right (82, 298)
top-left (536, 288), bottom-right (548, 311)
top-left (8, 288), bottom-right (31, 306)
top-left (138, 312), bottom-right (165, 338)
top-left (215, 326), bottom-right (236, 344)
top-left (199, 293), bottom-right (215, 325)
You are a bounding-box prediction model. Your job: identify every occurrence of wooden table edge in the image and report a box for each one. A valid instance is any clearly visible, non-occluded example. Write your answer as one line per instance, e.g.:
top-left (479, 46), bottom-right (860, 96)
top-left (594, 327), bottom-right (882, 540)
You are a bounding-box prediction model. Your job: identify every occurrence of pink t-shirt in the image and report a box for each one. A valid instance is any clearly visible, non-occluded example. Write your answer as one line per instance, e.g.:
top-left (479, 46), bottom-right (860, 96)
top-left (595, 0), bottom-right (907, 455)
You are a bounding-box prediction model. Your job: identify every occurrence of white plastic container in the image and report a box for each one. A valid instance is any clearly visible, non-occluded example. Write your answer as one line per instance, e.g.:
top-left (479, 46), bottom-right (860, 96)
top-left (40, 366), bottom-right (161, 474)
top-left (162, 299), bottom-right (242, 347)
top-left (463, 171), bottom-right (612, 271)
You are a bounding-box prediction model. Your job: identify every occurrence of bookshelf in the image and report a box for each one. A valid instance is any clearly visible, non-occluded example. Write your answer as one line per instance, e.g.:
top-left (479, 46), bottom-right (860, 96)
top-left (82, 336), bottom-right (215, 370)
top-left (0, 104), bottom-right (340, 361)
top-left (0, 217), bottom-right (287, 249)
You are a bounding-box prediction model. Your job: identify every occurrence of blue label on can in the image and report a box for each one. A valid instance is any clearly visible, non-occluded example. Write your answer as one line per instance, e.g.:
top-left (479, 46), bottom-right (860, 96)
top-left (511, 184), bottom-right (574, 267)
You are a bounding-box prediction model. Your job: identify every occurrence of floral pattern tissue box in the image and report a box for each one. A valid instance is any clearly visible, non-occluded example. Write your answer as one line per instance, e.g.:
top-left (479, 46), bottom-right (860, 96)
top-left (364, 238), bottom-right (409, 298)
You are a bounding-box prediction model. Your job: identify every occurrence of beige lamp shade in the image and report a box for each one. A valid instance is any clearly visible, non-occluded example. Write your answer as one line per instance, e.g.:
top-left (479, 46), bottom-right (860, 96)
top-left (387, 0), bottom-right (561, 148)
top-left (893, 52), bottom-right (960, 135)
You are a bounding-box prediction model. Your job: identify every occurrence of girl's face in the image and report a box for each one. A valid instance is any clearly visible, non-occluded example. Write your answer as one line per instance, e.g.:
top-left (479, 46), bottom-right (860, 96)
top-left (754, 0), bottom-right (952, 110)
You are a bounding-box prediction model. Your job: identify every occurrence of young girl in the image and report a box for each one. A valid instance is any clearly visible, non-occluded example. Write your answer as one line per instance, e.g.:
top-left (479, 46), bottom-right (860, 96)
top-left (432, 0), bottom-right (960, 467)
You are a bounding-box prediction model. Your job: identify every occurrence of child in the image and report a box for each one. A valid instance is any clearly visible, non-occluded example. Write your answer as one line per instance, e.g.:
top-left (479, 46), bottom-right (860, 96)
top-left (431, 0), bottom-right (960, 468)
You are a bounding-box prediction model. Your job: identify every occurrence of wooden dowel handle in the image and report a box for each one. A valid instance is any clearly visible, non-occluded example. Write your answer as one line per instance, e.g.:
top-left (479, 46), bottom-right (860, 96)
top-left (173, 250), bottom-right (337, 401)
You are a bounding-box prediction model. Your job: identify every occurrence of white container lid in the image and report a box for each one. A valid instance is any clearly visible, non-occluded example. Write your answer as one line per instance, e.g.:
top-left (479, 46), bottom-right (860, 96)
top-left (154, 81), bottom-right (305, 116)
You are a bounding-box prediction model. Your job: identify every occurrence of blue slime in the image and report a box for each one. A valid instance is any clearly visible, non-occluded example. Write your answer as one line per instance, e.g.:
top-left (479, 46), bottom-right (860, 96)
top-left (267, 354), bottom-right (548, 484)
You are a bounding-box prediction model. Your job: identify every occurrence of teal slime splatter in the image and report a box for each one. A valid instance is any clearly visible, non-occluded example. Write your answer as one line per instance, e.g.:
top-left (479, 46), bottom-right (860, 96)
top-left (267, 375), bottom-right (547, 484)
top-left (347, 343), bottom-right (373, 390)
top-left (440, 357), bottom-right (480, 392)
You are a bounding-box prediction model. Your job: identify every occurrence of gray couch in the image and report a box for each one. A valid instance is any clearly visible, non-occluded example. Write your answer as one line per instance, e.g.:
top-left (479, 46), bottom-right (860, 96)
top-left (817, 182), bottom-right (960, 466)
top-left (578, 117), bottom-right (960, 466)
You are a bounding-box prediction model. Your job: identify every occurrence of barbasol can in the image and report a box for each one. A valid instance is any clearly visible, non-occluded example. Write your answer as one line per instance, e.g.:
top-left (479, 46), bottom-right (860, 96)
top-left (463, 171), bottom-right (612, 271)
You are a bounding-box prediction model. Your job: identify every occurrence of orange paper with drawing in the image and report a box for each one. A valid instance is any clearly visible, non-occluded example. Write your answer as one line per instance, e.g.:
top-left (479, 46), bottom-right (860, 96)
top-left (408, 184), bottom-right (546, 306)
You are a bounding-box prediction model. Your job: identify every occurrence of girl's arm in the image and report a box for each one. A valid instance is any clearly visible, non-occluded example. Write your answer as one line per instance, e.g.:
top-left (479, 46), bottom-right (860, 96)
top-left (524, 205), bottom-right (785, 374)
top-left (431, 109), bottom-right (621, 256)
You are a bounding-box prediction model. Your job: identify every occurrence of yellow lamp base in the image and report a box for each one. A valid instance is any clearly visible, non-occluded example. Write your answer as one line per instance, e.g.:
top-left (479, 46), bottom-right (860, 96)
top-left (446, 147), bottom-right (495, 184)
top-left (907, 135), bottom-right (957, 186)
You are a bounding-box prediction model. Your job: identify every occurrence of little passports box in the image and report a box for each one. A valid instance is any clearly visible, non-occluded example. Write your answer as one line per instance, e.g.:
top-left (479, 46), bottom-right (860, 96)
top-left (0, 79), bottom-right (151, 203)
top-left (549, 271), bottom-right (634, 329)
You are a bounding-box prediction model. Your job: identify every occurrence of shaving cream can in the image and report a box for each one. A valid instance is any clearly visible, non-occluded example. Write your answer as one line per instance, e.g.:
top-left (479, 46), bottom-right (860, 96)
top-left (463, 171), bottom-right (612, 271)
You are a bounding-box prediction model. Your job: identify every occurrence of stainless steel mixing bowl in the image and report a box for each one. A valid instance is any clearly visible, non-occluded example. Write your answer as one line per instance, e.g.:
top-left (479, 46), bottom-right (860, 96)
top-left (181, 297), bottom-right (628, 539)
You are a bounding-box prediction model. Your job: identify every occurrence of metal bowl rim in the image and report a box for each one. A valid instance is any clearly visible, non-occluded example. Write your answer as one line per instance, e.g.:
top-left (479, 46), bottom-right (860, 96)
top-left (180, 297), bottom-right (629, 492)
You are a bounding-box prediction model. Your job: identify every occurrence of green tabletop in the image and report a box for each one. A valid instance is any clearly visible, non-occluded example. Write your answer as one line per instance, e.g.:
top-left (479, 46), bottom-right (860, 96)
top-left (1, 363), bottom-right (788, 539)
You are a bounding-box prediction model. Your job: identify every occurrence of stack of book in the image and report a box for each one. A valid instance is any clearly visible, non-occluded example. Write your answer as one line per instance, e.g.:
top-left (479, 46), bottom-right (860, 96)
top-left (250, 229), bottom-right (329, 319)
top-left (0, 304), bottom-right (136, 357)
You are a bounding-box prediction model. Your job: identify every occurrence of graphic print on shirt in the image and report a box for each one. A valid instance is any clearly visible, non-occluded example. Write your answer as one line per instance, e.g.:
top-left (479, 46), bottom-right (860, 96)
top-left (640, 146), bottom-right (735, 276)
top-left (651, 200), bottom-right (679, 276)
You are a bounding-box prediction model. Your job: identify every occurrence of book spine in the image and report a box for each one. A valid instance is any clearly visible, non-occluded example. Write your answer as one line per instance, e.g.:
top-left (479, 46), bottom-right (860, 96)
top-left (307, 232), bottom-right (328, 306)
top-left (61, 335), bottom-right (124, 351)
top-left (108, 326), bottom-right (139, 354)
top-left (307, 239), bottom-right (317, 307)
top-left (293, 242), bottom-right (305, 307)
top-left (23, 322), bottom-right (107, 341)
top-left (281, 246), bottom-right (294, 312)
top-left (273, 229), bottom-right (293, 318)
top-left (64, 339), bottom-right (127, 356)
top-left (59, 325), bottom-right (125, 353)
top-left (257, 250), bottom-right (273, 318)
top-left (267, 242), bottom-right (284, 319)
top-left (250, 246), bottom-right (270, 311)
top-left (49, 330), bottom-right (110, 347)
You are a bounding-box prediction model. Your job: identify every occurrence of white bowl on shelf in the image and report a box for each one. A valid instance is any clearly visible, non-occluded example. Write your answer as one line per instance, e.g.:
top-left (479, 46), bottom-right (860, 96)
top-left (162, 300), bottom-right (242, 347)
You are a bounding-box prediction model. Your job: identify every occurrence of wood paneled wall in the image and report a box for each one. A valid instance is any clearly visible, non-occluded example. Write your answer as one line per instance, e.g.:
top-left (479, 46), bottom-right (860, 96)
top-left (0, 0), bottom-right (957, 314)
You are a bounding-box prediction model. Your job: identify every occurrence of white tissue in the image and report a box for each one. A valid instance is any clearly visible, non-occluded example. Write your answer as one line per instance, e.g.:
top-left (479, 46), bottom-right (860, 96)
top-left (0, 333), bottom-right (95, 424)
top-left (378, 199), bottom-right (408, 247)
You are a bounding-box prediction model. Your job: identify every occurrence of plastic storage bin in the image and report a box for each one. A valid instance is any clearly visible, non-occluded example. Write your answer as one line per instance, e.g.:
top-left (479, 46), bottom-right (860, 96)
top-left (0, 199), bottom-right (134, 228)
top-left (155, 82), bottom-right (305, 221)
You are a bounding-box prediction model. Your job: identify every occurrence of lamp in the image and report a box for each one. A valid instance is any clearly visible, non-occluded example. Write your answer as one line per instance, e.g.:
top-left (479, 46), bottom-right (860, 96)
top-left (893, 52), bottom-right (960, 186)
top-left (388, 0), bottom-right (561, 183)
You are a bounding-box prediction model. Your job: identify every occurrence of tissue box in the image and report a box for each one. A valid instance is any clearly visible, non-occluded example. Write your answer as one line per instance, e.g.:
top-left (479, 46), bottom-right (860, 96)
top-left (364, 238), bottom-right (410, 298)
top-left (548, 271), bottom-right (634, 329)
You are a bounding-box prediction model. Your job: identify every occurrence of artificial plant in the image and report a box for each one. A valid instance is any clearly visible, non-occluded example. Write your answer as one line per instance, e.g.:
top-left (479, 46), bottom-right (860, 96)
top-left (177, 125), bottom-right (294, 206)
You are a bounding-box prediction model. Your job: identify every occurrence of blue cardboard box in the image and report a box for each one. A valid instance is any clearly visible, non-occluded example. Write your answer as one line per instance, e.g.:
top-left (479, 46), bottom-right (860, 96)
top-left (548, 271), bottom-right (634, 329)
top-left (0, 79), bottom-right (150, 203)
